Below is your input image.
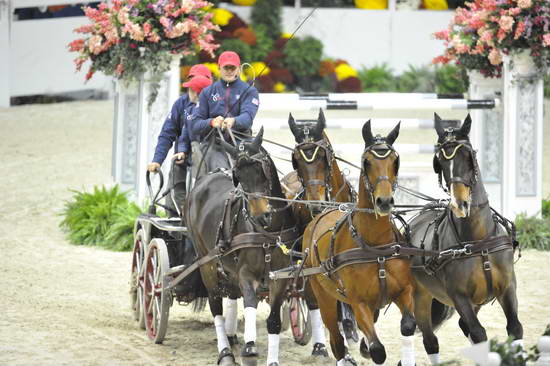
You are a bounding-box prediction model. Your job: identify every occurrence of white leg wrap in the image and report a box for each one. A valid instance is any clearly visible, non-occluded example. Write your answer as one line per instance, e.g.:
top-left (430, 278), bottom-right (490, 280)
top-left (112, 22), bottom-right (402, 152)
top-left (400, 335), bottom-right (415, 366)
top-left (214, 315), bottom-right (230, 353)
top-left (266, 333), bottom-right (280, 365)
top-left (338, 322), bottom-right (349, 348)
top-left (428, 353), bottom-right (440, 365)
top-left (310, 309), bottom-right (326, 345)
top-left (243, 307), bottom-right (257, 344)
top-left (336, 359), bottom-right (347, 366)
top-left (225, 298), bottom-right (238, 336)
top-left (468, 335), bottom-right (474, 345)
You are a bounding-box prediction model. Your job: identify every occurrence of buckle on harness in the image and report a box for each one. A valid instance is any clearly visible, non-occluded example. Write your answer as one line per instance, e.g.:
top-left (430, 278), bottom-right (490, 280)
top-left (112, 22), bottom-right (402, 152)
top-left (265, 253), bottom-right (271, 263)
top-left (392, 244), bottom-right (401, 256)
top-left (378, 268), bottom-right (386, 279)
top-left (464, 244), bottom-right (473, 255)
top-left (483, 261), bottom-right (491, 271)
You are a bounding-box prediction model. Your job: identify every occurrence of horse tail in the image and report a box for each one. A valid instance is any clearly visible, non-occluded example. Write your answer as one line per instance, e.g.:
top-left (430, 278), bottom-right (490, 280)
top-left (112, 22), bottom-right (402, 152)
top-left (190, 296), bottom-right (208, 313)
top-left (431, 299), bottom-right (454, 331)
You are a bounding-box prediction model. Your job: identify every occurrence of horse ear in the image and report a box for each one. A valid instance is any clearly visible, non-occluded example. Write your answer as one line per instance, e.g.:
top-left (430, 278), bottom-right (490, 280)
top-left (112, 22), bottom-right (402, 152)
top-left (316, 108), bottom-right (326, 134)
top-left (460, 114), bottom-right (472, 137)
top-left (386, 121), bottom-right (400, 145)
top-left (288, 113), bottom-right (302, 142)
top-left (220, 139), bottom-right (237, 159)
top-left (362, 120), bottom-right (374, 147)
top-left (434, 112), bottom-right (445, 137)
top-left (252, 126), bottom-right (264, 150)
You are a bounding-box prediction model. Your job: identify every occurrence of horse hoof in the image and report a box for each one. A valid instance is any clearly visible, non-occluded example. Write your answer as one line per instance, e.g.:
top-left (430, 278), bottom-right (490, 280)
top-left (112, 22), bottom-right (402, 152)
top-left (360, 338), bottom-right (370, 359)
top-left (268, 363), bottom-right (279, 366)
top-left (311, 342), bottom-right (329, 357)
top-left (228, 334), bottom-right (239, 347)
top-left (217, 347), bottom-right (236, 366)
top-left (241, 341), bottom-right (259, 358)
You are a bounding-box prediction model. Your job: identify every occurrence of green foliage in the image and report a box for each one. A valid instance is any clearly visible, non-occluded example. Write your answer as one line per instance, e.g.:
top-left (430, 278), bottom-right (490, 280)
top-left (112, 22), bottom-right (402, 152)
top-left (357, 64), bottom-right (398, 92)
top-left (542, 199), bottom-right (550, 219)
top-left (251, 0), bottom-right (282, 40)
top-left (490, 337), bottom-right (528, 366)
top-left (217, 38), bottom-right (252, 63)
top-left (396, 65), bottom-right (437, 92)
top-left (250, 24), bottom-right (274, 61)
top-left (435, 64), bottom-right (467, 95)
top-left (515, 213), bottom-right (550, 250)
top-left (283, 36), bottom-right (323, 78)
top-left (60, 185), bottom-right (142, 251)
top-left (104, 202), bottom-right (142, 251)
top-left (545, 73), bottom-right (550, 98)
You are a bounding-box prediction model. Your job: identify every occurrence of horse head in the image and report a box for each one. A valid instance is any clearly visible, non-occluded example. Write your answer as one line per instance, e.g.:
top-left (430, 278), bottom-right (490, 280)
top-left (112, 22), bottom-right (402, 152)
top-left (221, 127), bottom-right (275, 227)
top-left (289, 109), bottom-right (332, 214)
top-left (360, 120), bottom-right (401, 216)
top-left (433, 113), bottom-right (478, 218)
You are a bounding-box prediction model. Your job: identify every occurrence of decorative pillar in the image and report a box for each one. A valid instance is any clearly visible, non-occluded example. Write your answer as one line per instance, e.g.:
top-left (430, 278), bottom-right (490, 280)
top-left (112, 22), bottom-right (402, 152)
top-left (467, 71), bottom-right (503, 213)
top-left (112, 56), bottom-right (181, 204)
top-left (501, 50), bottom-right (544, 219)
top-left (0, 0), bottom-right (11, 107)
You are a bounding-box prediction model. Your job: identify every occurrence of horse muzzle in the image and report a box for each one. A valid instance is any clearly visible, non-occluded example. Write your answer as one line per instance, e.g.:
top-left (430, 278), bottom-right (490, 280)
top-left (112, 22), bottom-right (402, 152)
top-left (375, 196), bottom-right (394, 216)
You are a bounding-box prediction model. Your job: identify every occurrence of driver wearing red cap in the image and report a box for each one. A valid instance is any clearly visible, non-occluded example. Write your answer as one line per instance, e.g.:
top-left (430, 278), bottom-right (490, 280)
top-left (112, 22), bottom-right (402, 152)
top-left (192, 51), bottom-right (260, 143)
top-left (147, 64), bottom-right (212, 217)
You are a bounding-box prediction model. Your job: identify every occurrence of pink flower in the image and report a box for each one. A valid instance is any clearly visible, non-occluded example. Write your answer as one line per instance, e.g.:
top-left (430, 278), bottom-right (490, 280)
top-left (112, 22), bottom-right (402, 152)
top-left (514, 21), bottom-right (526, 39)
top-left (115, 63), bottom-right (124, 75)
top-left (434, 29), bottom-right (450, 41)
top-left (488, 48), bottom-right (502, 65)
top-left (499, 16), bottom-right (515, 32)
top-left (85, 68), bottom-right (94, 81)
top-left (507, 7), bottom-right (521, 16)
top-left (88, 35), bottom-right (103, 55)
top-left (543, 34), bottom-right (550, 47)
top-left (143, 23), bottom-right (152, 36)
top-left (160, 16), bottom-right (171, 29)
top-left (517, 0), bottom-right (532, 8)
top-left (147, 32), bottom-right (161, 43)
top-left (68, 38), bottom-right (85, 52)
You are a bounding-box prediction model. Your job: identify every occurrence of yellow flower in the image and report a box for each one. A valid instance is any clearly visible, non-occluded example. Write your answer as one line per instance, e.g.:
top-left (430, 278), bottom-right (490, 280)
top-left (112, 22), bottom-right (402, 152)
top-left (240, 72), bottom-right (247, 81)
top-left (211, 8), bottom-right (233, 26)
top-left (232, 0), bottom-right (257, 5)
top-left (244, 62), bottom-right (270, 79)
top-left (334, 63), bottom-right (358, 81)
top-left (274, 82), bottom-right (286, 93)
top-left (203, 62), bottom-right (220, 78)
top-left (280, 32), bottom-right (292, 39)
top-left (423, 0), bottom-right (448, 10)
top-left (354, 0), bottom-right (388, 9)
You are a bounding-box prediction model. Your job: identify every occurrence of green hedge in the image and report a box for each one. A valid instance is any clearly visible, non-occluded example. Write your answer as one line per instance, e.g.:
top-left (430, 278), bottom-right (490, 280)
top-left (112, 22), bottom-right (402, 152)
top-left (60, 185), bottom-right (142, 251)
top-left (514, 202), bottom-right (550, 251)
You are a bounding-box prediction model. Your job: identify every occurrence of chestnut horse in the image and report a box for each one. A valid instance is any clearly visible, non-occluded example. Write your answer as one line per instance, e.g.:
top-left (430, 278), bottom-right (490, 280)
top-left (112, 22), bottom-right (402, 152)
top-left (302, 121), bottom-right (418, 366)
top-left (409, 114), bottom-right (522, 364)
top-left (281, 109), bottom-right (357, 359)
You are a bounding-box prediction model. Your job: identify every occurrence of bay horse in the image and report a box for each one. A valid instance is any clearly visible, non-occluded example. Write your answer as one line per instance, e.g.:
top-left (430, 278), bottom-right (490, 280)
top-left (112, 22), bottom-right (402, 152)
top-left (302, 121), bottom-right (419, 366)
top-left (185, 127), bottom-right (298, 366)
top-left (281, 110), bottom-right (358, 358)
top-left (409, 113), bottom-right (522, 364)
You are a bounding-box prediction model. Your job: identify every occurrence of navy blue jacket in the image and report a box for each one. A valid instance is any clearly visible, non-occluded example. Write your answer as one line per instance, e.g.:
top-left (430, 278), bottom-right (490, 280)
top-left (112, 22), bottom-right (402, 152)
top-left (177, 102), bottom-right (198, 154)
top-left (152, 94), bottom-right (192, 164)
top-left (192, 79), bottom-right (260, 141)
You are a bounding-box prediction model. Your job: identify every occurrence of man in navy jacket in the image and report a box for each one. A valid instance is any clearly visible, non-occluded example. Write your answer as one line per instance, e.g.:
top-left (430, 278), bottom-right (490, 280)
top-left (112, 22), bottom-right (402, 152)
top-left (192, 51), bottom-right (260, 156)
top-left (147, 64), bottom-right (212, 217)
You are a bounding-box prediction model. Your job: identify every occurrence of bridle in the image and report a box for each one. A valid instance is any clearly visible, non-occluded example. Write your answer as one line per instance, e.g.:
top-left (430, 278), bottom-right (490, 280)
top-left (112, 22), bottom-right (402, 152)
top-left (361, 135), bottom-right (400, 204)
top-left (433, 129), bottom-right (480, 193)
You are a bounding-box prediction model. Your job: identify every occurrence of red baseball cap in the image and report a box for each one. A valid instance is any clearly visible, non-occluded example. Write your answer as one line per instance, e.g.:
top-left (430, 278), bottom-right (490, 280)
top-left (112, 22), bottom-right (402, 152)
top-left (182, 75), bottom-right (212, 94)
top-left (188, 64), bottom-right (212, 80)
top-left (218, 51), bottom-right (241, 68)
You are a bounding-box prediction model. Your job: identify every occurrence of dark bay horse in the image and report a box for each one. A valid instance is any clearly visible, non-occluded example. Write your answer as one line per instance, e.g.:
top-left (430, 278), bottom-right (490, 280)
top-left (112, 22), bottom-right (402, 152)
top-left (409, 114), bottom-right (522, 364)
top-left (185, 127), bottom-right (298, 366)
top-left (281, 109), bottom-right (357, 358)
top-left (302, 121), bottom-right (419, 366)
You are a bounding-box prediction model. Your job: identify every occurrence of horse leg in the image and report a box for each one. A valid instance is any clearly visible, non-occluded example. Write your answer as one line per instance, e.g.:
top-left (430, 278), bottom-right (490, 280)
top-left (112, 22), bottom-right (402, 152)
top-left (451, 294), bottom-right (487, 343)
top-left (209, 294), bottom-right (236, 366)
top-left (225, 296), bottom-right (239, 348)
top-left (458, 306), bottom-right (480, 344)
top-left (304, 281), bottom-right (329, 357)
top-left (497, 278), bottom-right (524, 350)
top-left (414, 287), bottom-right (440, 365)
top-left (239, 274), bottom-right (260, 364)
top-left (353, 303), bottom-right (386, 365)
top-left (265, 279), bottom-right (288, 366)
top-left (310, 280), bottom-right (349, 364)
top-left (394, 285), bottom-right (417, 366)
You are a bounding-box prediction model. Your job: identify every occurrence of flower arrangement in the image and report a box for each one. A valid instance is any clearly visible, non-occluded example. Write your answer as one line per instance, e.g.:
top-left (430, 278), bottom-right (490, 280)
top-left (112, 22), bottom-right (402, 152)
top-left (433, 0), bottom-right (550, 77)
top-left (68, 0), bottom-right (219, 103)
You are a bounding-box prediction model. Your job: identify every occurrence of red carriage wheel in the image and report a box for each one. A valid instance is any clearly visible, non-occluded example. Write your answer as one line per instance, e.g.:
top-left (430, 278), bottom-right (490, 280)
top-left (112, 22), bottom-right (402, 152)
top-left (130, 229), bottom-right (147, 329)
top-left (143, 238), bottom-right (171, 343)
top-left (289, 296), bottom-right (312, 346)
